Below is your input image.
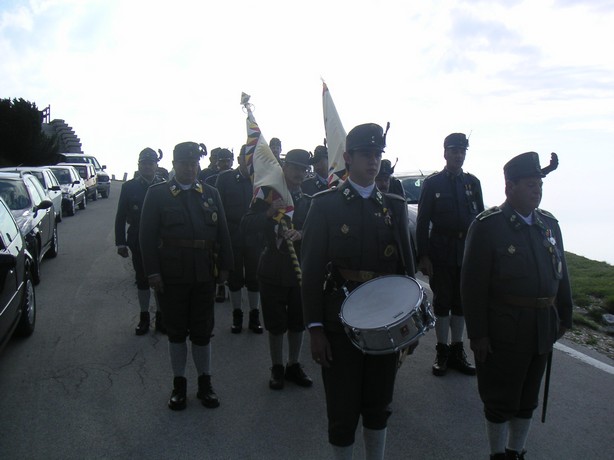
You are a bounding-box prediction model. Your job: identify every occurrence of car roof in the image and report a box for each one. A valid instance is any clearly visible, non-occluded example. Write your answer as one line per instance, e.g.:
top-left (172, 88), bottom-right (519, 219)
top-left (58, 162), bottom-right (93, 168)
top-left (0, 171), bottom-right (34, 180)
top-left (0, 166), bottom-right (53, 173)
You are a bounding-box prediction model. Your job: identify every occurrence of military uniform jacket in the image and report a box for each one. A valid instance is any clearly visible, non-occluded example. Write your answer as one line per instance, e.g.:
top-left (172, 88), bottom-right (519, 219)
top-left (416, 168), bottom-right (484, 266)
top-left (461, 202), bottom-right (573, 355)
top-left (302, 175), bottom-right (328, 196)
top-left (115, 174), bottom-right (164, 247)
top-left (301, 181), bottom-right (416, 331)
top-left (139, 179), bottom-right (233, 284)
top-left (214, 168), bottom-right (254, 247)
top-left (242, 189), bottom-right (310, 287)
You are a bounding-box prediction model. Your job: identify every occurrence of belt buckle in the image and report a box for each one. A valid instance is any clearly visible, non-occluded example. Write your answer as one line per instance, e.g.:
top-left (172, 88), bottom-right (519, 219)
top-left (359, 271), bottom-right (373, 282)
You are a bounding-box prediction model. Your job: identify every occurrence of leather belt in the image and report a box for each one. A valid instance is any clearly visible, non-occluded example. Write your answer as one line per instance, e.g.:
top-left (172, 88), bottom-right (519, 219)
top-left (432, 228), bottom-right (465, 239)
top-left (162, 238), bottom-right (214, 250)
top-left (337, 268), bottom-right (388, 283)
top-left (498, 295), bottom-right (555, 308)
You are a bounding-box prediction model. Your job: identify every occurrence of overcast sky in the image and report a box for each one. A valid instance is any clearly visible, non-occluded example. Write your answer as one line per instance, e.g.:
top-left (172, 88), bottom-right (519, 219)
top-left (2, 0), bottom-right (613, 264)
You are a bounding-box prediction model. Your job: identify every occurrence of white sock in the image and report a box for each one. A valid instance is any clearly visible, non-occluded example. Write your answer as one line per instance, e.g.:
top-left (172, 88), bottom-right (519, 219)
top-left (363, 427), bottom-right (387, 460)
top-left (229, 289), bottom-right (243, 311)
top-left (247, 290), bottom-right (260, 310)
top-left (435, 314), bottom-right (450, 344)
top-left (269, 333), bottom-right (284, 366)
top-left (169, 342), bottom-right (187, 377)
top-left (287, 331), bottom-right (303, 365)
top-left (507, 417), bottom-right (532, 453)
top-left (486, 420), bottom-right (509, 455)
top-left (137, 289), bottom-right (150, 313)
top-left (331, 444), bottom-right (353, 460)
top-left (450, 314), bottom-right (466, 343)
top-left (192, 343), bottom-right (212, 376)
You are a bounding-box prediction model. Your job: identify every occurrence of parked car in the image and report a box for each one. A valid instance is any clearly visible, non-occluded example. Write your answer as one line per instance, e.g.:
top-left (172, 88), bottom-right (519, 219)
top-left (59, 162), bottom-right (97, 202)
top-left (395, 170), bottom-right (436, 263)
top-left (58, 153), bottom-right (111, 198)
top-left (0, 172), bottom-right (57, 284)
top-left (0, 166), bottom-right (63, 223)
top-left (48, 165), bottom-right (87, 216)
top-left (0, 197), bottom-right (36, 354)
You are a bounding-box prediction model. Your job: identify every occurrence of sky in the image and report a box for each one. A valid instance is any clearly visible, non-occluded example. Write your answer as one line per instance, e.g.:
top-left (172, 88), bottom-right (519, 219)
top-left (1, 0), bottom-right (613, 264)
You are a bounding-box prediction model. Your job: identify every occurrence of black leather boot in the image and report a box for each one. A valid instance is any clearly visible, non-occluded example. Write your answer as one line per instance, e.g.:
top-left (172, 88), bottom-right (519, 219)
top-left (285, 363), bottom-right (313, 387)
top-left (168, 376), bottom-right (187, 411)
top-left (155, 311), bottom-right (166, 335)
top-left (248, 309), bottom-right (263, 334)
top-left (197, 374), bottom-right (220, 408)
top-left (231, 309), bottom-right (243, 334)
top-left (135, 312), bottom-right (150, 336)
top-left (448, 342), bottom-right (476, 375)
top-left (269, 365), bottom-right (285, 390)
top-left (432, 343), bottom-right (449, 376)
top-left (490, 454), bottom-right (507, 460)
top-left (505, 449), bottom-right (526, 459)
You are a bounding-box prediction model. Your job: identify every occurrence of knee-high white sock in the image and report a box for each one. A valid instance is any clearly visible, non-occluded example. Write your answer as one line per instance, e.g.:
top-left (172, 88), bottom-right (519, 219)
top-left (450, 314), bottom-right (466, 343)
top-left (192, 343), bottom-right (212, 376)
top-left (229, 289), bottom-right (243, 311)
top-left (287, 331), bottom-right (303, 365)
top-left (268, 332), bottom-right (284, 366)
top-left (137, 289), bottom-right (150, 313)
top-left (435, 314), bottom-right (450, 344)
top-left (152, 289), bottom-right (160, 312)
top-left (363, 427), bottom-right (387, 460)
top-left (169, 341), bottom-right (187, 377)
top-left (486, 420), bottom-right (509, 455)
top-left (507, 417), bottom-right (532, 452)
top-left (331, 444), bottom-right (353, 460)
top-left (247, 290), bottom-right (260, 310)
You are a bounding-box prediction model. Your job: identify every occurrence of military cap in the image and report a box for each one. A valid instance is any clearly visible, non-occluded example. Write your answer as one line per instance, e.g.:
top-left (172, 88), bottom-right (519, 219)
top-left (443, 133), bottom-right (469, 149)
top-left (504, 152), bottom-right (546, 181)
top-left (173, 142), bottom-right (206, 161)
top-left (269, 137), bottom-right (281, 147)
top-left (139, 147), bottom-right (159, 163)
top-left (377, 159), bottom-right (394, 177)
top-left (346, 123), bottom-right (387, 153)
top-left (284, 149), bottom-right (311, 168)
top-left (310, 145), bottom-right (328, 165)
top-left (217, 148), bottom-right (233, 160)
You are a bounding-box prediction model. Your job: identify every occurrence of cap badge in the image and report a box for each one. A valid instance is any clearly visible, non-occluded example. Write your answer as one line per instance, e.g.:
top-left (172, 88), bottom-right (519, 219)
top-left (384, 244), bottom-right (395, 257)
top-left (341, 224), bottom-right (349, 234)
top-left (508, 245), bottom-right (516, 254)
top-left (212, 212), bottom-right (218, 223)
top-left (435, 193), bottom-right (440, 199)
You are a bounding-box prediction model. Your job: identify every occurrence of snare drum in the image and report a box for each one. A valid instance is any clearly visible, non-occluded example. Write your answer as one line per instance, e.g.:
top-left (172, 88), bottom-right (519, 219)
top-left (339, 275), bottom-right (435, 355)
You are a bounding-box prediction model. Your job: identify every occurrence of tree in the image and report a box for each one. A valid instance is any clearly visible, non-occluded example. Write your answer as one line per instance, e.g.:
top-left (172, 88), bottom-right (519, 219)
top-left (0, 98), bottom-right (59, 167)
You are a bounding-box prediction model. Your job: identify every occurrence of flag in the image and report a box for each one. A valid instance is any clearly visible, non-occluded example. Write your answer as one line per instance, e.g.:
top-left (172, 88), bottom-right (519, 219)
top-left (322, 81), bottom-right (348, 187)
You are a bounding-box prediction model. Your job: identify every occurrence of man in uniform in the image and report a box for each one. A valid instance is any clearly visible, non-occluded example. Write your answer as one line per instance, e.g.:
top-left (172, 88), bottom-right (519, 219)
top-left (215, 145), bottom-right (263, 334)
top-left (302, 145), bottom-right (328, 196)
top-left (269, 138), bottom-right (282, 161)
top-left (115, 147), bottom-right (165, 335)
top-left (461, 151), bottom-right (572, 459)
top-left (417, 132), bottom-right (484, 376)
top-left (301, 123), bottom-right (417, 460)
top-left (198, 147), bottom-right (220, 183)
top-left (374, 159), bottom-right (405, 197)
top-left (139, 142), bottom-right (233, 411)
top-left (242, 149), bottom-right (313, 390)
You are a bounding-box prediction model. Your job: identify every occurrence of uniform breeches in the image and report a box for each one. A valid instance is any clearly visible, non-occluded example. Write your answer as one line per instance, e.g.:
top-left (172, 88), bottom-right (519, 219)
top-left (430, 264), bottom-right (463, 316)
top-left (259, 280), bottom-right (304, 335)
top-left (322, 332), bottom-right (397, 446)
top-left (476, 346), bottom-right (549, 423)
top-left (158, 282), bottom-right (215, 346)
top-left (128, 240), bottom-right (148, 290)
top-left (228, 244), bottom-right (260, 292)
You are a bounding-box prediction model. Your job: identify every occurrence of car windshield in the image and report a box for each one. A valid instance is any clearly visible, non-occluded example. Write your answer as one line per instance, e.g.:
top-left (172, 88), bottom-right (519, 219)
top-left (51, 168), bottom-right (73, 184)
top-left (73, 166), bottom-right (87, 179)
top-left (400, 176), bottom-right (428, 204)
top-left (65, 156), bottom-right (88, 164)
top-left (0, 180), bottom-right (32, 210)
top-left (30, 171), bottom-right (45, 184)
top-left (86, 156), bottom-right (102, 170)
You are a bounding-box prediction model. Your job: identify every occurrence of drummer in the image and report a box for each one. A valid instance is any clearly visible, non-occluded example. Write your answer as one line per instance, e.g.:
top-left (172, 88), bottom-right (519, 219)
top-left (301, 123), bottom-right (417, 460)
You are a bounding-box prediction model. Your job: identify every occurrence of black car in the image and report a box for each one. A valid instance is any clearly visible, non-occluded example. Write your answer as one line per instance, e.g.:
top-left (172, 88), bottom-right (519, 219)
top-left (0, 172), bottom-right (58, 284)
top-left (0, 197), bottom-right (36, 354)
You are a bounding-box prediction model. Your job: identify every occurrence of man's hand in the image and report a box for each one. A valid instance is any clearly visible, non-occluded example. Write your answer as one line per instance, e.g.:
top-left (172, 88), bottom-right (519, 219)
top-left (309, 327), bottom-right (333, 368)
top-left (117, 247), bottom-right (129, 258)
top-left (418, 255), bottom-right (433, 278)
top-left (148, 274), bottom-right (164, 293)
top-left (283, 228), bottom-right (302, 242)
top-left (266, 198), bottom-right (286, 218)
top-left (470, 337), bottom-right (491, 364)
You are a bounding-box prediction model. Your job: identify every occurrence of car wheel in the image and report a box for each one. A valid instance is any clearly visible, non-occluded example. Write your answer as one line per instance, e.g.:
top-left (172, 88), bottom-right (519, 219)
top-left (92, 191), bottom-right (98, 201)
top-left (46, 224), bottom-right (59, 259)
top-left (31, 242), bottom-right (41, 285)
top-left (56, 210), bottom-right (62, 223)
top-left (79, 196), bottom-right (87, 210)
top-left (16, 267), bottom-right (36, 337)
top-left (67, 199), bottom-right (76, 216)
top-left (101, 190), bottom-right (109, 199)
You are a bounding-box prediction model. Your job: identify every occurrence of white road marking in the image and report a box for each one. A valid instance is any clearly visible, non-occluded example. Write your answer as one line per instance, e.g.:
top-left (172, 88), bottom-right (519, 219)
top-left (554, 342), bottom-right (614, 375)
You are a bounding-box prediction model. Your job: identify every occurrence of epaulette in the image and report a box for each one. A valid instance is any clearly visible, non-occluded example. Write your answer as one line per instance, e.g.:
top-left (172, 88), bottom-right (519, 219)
top-left (536, 208), bottom-right (558, 221)
top-left (312, 187), bottom-right (337, 198)
top-left (426, 171), bottom-right (440, 179)
top-left (149, 181), bottom-right (167, 189)
top-left (464, 172), bottom-right (480, 182)
top-left (477, 206), bottom-right (501, 221)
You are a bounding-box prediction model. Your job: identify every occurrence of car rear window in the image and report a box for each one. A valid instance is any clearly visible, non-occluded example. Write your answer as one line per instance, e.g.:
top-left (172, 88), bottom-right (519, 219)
top-left (0, 180), bottom-right (31, 210)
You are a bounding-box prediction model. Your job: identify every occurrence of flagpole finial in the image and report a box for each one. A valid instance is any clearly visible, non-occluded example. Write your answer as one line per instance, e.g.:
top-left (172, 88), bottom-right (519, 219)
top-left (241, 92), bottom-right (254, 114)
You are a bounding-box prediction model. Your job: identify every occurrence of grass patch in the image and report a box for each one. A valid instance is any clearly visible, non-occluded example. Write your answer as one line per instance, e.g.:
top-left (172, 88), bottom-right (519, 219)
top-left (572, 312), bottom-right (601, 330)
top-left (566, 252), bottom-right (614, 312)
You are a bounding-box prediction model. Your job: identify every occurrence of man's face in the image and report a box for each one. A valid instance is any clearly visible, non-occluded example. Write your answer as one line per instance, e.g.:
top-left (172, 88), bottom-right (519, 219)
top-left (283, 163), bottom-right (308, 189)
top-left (173, 158), bottom-right (200, 184)
top-left (344, 148), bottom-right (382, 186)
top-left (314, 157), bottom-right (328, 178)
top-left (138, 160), bottom-right (158, 180)
top-left (217, 158), bottom-right (233, 171)
top-left (375, 175), bottom-right (391, 193)
top-left (444, 147), bottom-right (467, 172)
top-left (506, 176), bottom-right (543, 215)
top-left (270, 143), bottom-right (282, 158)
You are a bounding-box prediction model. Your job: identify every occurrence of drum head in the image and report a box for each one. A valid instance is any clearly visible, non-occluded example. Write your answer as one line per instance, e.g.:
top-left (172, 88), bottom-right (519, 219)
top-left (340, 275), bottom-right (422, 330)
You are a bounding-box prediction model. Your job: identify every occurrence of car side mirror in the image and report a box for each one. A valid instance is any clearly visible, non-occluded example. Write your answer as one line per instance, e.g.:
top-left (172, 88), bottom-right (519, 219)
top-left (51, 185), bottom-right (61, 191)
top-left (73, 180), bottom-right (80, 185)
top-left (34, 200), bottom-right (53, 214)
top-left (102, 165), bottom-right (107, 169)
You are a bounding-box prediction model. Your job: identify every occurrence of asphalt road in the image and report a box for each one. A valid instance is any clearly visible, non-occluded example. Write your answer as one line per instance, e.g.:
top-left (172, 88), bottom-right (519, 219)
top-left (1, 181), bottom-right (613, 460)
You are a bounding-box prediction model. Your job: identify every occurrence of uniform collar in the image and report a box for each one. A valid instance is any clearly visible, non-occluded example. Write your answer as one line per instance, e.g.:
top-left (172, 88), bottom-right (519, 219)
top-left (341, 180), bottom-right (385, 207)
top-left (168, 178), bottom-right (203, 197)
top-left (501, 201), bottom-right (534, 230)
